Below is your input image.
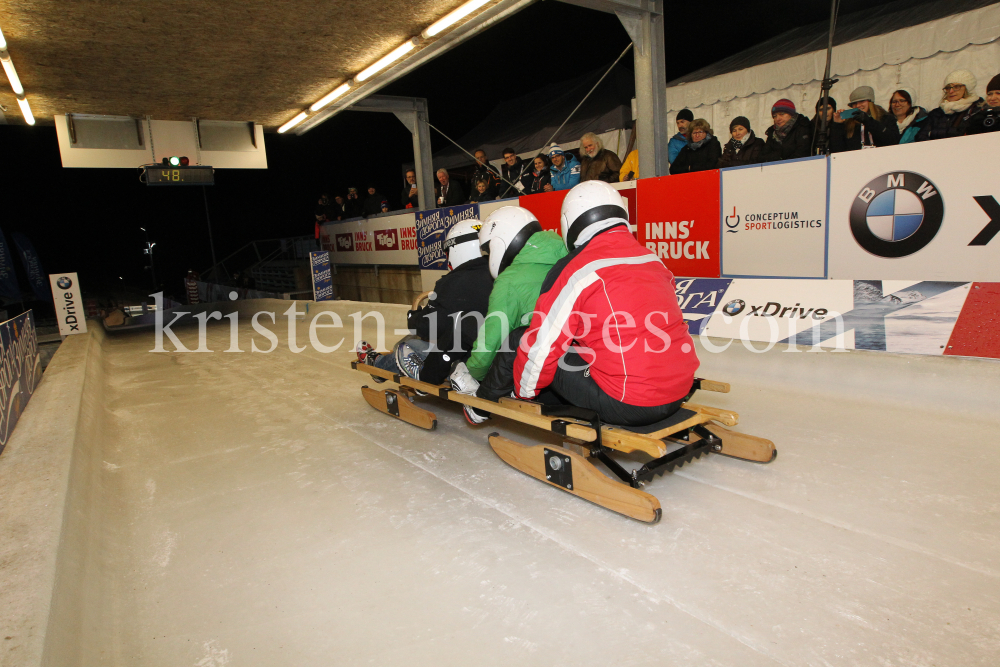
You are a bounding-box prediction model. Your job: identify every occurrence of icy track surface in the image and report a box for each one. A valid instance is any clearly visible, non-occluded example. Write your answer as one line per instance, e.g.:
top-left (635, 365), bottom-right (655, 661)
top-left (52, 316), bottom-right (1000, 666)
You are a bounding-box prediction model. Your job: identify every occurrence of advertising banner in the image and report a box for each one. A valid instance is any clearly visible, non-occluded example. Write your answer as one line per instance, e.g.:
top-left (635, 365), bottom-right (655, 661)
top-left (13, 233), bottom-right (51, 301)
top-left (320, 212), bottom-right (419, 266)
top-left (720, 157), bottom-right (828, 278)
top-left (945, 282), bottom-right (1000, 359)
top-left (828, 133), bottom-right (1000, 281)
top-left (0, 228), bottom-right (21, 303)
top-left (697, 278), bottom-right (972, 354)
top-left (309, 251), bottom-right (333, 301)
top-left (0, 310), bottom-right (40, 455)
top-left (414, 204), bottom-right (479, 269)
top-left (48, 272), bottom-right (88, 335)
top-left (637, 171), bottom-right (720, 277)
top-left (675, 278), bottom-right (732, 334)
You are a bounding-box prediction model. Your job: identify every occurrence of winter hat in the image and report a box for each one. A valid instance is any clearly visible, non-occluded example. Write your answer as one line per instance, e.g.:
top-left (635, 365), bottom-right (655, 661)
top-left (986, 73), bottom-right (1000, 93)
top-left (849, 86), bottom-right (875, 104)
top-left (944, 70), bottom-right (977, 94)
top-left (893, 88), bottom-right (917, 107)
top-left (547, 143), bottom-right (565, 157)
top-left (676, 109), bottom-right (694, 122)
top-left (815, 96), bottom-right (837, 111)
top-left (771, 99), bottom-right (796, 116)
top-left (730, 116), bottom-right (751, 132)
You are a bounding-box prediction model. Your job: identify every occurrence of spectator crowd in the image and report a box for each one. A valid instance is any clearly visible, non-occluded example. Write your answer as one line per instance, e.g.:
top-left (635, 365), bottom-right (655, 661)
top-left (314, 68), bottom-right (999, 225)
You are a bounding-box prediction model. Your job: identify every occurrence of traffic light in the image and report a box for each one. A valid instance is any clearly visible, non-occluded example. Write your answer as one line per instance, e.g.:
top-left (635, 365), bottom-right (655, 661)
top-left (162, 156), bottom-right (190, 166)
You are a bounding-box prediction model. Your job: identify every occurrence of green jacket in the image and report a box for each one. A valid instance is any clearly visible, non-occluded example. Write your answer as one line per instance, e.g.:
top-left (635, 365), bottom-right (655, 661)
top-left (466, 231), bottom-right (568, 380)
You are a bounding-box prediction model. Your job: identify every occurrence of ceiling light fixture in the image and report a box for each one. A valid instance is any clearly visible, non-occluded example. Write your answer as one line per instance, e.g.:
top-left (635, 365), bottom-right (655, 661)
top-left (17, 97), bottom-right (34, 125)
top-left (422, 0), bottom-right (491, 38)
top-left (356, 39), bottom-right (417, 82)
top-left (278, 112), bottom-right (308, 134)
top-left (1, 57), bottom-right (23, 95)
top-left (310, 83), bottom-right (351, 112)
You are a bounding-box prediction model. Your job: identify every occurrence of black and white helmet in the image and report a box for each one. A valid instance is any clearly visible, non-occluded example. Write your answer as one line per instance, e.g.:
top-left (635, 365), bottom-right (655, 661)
top-left (442, 219), bottom-right (483, 270)
top-left (559, 180), bottom-right (629, 249)
top-left (478, 206), bottom-right (543, 278)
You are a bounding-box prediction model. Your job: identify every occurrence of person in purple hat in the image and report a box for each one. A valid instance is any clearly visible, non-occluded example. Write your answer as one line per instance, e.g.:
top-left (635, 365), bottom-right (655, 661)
top-left (760, 98), bottom-right (813, 162)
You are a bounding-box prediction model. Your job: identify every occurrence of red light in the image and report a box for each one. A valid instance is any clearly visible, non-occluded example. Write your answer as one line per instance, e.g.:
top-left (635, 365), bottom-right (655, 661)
top-left (180, 156), bottom-right (190, 166)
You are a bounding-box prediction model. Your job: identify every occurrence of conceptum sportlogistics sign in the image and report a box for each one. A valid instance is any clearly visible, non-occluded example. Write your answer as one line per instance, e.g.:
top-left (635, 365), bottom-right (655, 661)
top-left (49, 272), bottom-right (88, 335)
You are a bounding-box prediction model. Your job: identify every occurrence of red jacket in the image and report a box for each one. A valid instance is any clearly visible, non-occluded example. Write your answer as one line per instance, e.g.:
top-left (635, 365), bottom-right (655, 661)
top-left (514, 226), bottom-right (699, 406)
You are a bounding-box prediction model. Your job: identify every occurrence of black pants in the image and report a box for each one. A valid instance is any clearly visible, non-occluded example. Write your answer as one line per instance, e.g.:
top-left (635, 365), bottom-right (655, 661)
top-left (477, 327), bottom-right (684, 427)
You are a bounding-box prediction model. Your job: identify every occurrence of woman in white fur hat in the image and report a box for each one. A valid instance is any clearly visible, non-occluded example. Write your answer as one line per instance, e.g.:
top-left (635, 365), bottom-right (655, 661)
top-left (916, 69), bottom-right (986, 141)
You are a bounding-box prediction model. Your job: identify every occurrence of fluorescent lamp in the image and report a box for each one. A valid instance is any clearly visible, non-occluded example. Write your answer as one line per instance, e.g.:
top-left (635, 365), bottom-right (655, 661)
top-left (423, 0), bottom-right (491, 38)
top-left (278, 112), bottom-right (308, 134)
top-left (2, 58), bottom-right (23, 96)
top-left (310, 82), bottom-right (351, 112)
top-left (356, 39), bottom-right (415, 82)
top-left (17, 97), bottom-right (34, 125)
top-left (0, 26), bottom-right (7, 50)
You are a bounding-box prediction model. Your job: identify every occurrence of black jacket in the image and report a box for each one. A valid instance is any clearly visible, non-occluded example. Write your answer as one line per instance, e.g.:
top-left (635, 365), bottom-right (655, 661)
top-left (810, 115), bottom-right (848, 153)
top-left (840, 106), bottom-right (894, 150)
top-left (669, 135), bottom-right (722, 174)
top-left (362, 191), bottom-right (386, 217)
top-left (467, 188), bottom-right (493, 204)
top-left (527, 169), bottom-right (551, 195)
top-left (761, 114), bottom-right (813, 162)
top-left (918, 98), bottom-right (986, 141)
top-left (436, 180), bottom-right (465, 207)
top-left (407, 255), bottom-right (493, 383)
top-left (471, 164), bottom-right (501, 199)
top-left (344, 194), bottom-right (363, 218)
top-left (401, 183), bottom-right (419, 209)
top-left (966, 104), bottom-right (1000, 135)
top-left (500, 158), bottom-right (534, 198)
top-left (718, 133), bottom-right (765, 168)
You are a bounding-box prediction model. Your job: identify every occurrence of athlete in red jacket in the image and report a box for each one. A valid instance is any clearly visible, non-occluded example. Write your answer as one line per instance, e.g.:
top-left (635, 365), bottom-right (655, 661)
top-left (513, 180), bottom-right (700, 426)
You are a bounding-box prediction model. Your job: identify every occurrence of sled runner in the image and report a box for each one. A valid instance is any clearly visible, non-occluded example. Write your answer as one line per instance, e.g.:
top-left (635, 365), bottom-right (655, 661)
top-left (352, 361), bottom-right (775, 523)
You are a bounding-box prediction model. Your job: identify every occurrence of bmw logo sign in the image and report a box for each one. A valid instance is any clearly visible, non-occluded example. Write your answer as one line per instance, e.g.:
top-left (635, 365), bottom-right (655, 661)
top-left (723, 299), bottom-right (745, 316)
top-left (57, 276), bottom-right (73, 289)
top-left (850, 172), bottom-right (943, 258)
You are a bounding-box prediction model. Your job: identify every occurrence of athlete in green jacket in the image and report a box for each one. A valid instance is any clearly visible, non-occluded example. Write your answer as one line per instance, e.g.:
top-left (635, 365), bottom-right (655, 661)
top-left (465, 219), bottom-right (567, 381)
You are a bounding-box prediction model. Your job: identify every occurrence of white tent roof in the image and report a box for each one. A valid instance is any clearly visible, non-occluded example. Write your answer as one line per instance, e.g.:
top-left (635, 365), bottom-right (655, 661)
top-left (666, 1), bottom-right (1000, 112)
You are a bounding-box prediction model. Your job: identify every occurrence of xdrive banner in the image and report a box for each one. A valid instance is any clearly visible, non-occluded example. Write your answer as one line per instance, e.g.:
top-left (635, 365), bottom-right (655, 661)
top-left (414, 204), bottom-right (478, 270)
top-left (0, 310), bottom-right (41, 454)
top-left (721, 156), bottom-right (828, 278)
top-left (828, 133), bottom-right (1000, 281)
top-left (49, 272), bottom-right (88, 336)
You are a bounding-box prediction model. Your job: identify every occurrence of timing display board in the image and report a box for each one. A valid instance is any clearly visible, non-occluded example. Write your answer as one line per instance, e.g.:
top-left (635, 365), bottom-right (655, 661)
top-left (143, 165), bottom-right (214, 186)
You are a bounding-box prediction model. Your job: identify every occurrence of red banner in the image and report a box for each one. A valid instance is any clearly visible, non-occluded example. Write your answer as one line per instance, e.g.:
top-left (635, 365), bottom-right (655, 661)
top-left (518, 184), bottom-right (638, 237)
top-left (636, 170), bottom-right (720, 278)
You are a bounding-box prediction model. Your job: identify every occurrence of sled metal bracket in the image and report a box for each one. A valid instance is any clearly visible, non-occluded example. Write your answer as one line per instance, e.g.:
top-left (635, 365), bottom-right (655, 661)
top-left (544, 448), bottom-right (573, 490)
top-left (593, 448), bottom-right (640, 488)
top-left (385, 391), bottom-right (400, 417)
top-left (550, 419), bottom-right (571, 437)
top-left (436, 387), bottom-right (451, 399)
top-left (351, 361), bottom-right (358, 370)
top-left (633, 425), bottom-right (719, 482)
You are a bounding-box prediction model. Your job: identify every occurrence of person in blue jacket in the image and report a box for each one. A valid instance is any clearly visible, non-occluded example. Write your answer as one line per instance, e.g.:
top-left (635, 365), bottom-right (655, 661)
top-left (668, 109), bottom-right (693, 164)
top-left (546, 144), bottom-right (581, 191)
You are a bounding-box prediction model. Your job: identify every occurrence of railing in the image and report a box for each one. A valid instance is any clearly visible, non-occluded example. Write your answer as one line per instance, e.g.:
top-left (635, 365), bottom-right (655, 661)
top-left (202, 235), bottom-right (319, 283)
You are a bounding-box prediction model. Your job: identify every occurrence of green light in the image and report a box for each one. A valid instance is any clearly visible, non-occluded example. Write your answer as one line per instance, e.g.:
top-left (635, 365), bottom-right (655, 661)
top-left (168, 156), bottom-right (181, 167)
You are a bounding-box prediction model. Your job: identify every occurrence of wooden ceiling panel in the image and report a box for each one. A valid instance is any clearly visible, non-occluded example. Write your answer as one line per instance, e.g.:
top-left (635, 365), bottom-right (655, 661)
top-left (0, 0), bottom-right (473, 128)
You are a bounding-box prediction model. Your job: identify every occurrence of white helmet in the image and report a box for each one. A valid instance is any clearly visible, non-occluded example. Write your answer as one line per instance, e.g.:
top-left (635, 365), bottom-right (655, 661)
top-left (479, 206), bottom-right (543, 278)
top-left (559, 180), bottom-right (629, 249)
top-left (443, 218), bottom-right (483, 270)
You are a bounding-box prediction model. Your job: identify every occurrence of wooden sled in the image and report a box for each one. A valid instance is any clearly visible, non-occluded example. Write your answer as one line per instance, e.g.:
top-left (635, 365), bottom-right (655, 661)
top-left (351, 361), bottom-right (775, 524)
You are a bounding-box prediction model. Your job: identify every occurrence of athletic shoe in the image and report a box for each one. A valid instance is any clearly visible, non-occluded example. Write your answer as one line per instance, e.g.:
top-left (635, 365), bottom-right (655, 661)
top-left (464, 404), bottom-right (490, 425)
top-left (354, 339), bottom-right (385, 383)
top-left (394, 341), bottom-right (428, 396)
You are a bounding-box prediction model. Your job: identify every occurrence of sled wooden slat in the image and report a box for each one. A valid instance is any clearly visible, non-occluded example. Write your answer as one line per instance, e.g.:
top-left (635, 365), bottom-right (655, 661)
top-left (705, 423), bottom-right (776, 463)
top-left (680, 403), bottom-right (739, 427)
top-left (489, 435), bottom-right (661, 524)
top-left (697, 378), bottom-right (730, 393)
top-left (361, 387), bottom-right (436, 430)
top-left (354, 363), bottom-right (668, 458)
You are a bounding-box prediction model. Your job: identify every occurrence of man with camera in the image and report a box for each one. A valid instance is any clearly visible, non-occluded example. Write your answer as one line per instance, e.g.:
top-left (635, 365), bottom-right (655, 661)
top-left (968, 74), bottom-right (1000, 135)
